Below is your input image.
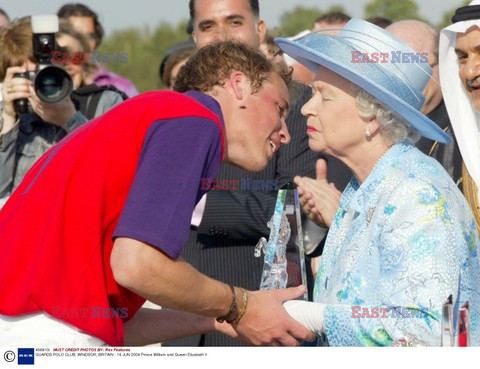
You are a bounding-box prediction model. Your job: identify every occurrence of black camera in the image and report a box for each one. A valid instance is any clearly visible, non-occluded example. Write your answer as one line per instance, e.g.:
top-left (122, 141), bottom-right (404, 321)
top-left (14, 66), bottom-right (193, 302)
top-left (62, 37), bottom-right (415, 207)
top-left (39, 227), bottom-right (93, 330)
top-left (14, 15), bottom-right (73, 115)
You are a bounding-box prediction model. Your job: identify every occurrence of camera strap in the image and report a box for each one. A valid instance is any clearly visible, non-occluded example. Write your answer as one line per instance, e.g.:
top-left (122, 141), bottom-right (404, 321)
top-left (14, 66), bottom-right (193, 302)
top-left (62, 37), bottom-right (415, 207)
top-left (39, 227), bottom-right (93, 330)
top-left (71, 84), bottom-right (128, 120)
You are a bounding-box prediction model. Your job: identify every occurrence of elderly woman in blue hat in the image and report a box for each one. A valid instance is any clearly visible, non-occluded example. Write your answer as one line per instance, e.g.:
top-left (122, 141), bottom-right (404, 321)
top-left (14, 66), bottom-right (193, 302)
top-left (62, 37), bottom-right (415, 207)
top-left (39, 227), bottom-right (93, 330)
top-left (277, 19), bottom-right (480, 346)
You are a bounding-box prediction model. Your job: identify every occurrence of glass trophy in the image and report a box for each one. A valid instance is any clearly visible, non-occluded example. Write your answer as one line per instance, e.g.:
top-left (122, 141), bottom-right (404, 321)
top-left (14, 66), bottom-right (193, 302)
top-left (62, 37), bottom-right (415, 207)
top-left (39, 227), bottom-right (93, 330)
top-left (255, 184), bottom-right (307, 300)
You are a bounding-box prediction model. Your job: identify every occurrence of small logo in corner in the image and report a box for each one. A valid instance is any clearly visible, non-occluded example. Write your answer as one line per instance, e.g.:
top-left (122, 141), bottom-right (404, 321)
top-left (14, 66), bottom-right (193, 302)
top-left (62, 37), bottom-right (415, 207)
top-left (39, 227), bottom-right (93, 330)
top-left (18, 348), bottom-right (34, 365)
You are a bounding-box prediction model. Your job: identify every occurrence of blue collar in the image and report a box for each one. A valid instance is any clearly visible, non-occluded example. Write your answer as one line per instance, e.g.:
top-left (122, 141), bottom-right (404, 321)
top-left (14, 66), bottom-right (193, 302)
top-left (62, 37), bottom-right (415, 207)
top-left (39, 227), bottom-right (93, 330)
top-left (340, 142), bottom-right (414, 214)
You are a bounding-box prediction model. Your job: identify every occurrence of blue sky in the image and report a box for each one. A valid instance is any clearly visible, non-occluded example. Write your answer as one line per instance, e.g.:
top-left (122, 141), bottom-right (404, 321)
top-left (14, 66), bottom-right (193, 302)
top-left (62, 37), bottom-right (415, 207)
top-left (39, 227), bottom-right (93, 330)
top-left (2, 0), bottom-right (464, 36)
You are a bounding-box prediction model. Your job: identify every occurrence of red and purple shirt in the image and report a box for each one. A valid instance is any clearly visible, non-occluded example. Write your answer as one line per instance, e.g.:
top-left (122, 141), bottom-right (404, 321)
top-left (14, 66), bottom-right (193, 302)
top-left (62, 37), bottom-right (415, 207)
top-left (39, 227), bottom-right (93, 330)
top-left (0, 90), bottom-right (224, 346)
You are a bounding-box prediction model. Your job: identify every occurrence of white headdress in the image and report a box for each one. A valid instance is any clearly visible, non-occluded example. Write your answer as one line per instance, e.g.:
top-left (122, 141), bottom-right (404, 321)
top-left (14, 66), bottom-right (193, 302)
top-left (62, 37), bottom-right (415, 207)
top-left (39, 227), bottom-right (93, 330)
top-left (439, 0), bottom-right (480, 198)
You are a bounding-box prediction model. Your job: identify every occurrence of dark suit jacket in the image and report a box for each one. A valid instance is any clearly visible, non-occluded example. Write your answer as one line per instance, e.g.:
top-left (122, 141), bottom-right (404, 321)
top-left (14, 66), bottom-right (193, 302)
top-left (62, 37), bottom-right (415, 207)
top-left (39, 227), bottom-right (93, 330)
top-left (417, 99), bottom-right (463, 188)
top-left (164, 83), bottom-right (323, 346)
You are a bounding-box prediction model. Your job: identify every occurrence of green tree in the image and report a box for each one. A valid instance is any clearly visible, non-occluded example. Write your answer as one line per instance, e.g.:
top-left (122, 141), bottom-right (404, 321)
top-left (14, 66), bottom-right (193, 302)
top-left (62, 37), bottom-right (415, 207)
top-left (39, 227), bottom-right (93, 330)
top-left (437, 0), bottom-right (471, 30)
top-left (327, 5), bottom-right (349, 16)
top-left (279, 6), bottom-right (322, 37)
top-left (364, 0), bottom-right (425, 22)
top-left (99, 20), bottom-right (190, 92)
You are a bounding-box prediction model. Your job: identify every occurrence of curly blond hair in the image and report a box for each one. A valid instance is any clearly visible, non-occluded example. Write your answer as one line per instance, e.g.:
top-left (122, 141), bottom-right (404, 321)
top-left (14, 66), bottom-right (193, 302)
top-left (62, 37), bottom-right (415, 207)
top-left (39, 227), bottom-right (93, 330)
top-left (173, 41), bottom-right (291, 94)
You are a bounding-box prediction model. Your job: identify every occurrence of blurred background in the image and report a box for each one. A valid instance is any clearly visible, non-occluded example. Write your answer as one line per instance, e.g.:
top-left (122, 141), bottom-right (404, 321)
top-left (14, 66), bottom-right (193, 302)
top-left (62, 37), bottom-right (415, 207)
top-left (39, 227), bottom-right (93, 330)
top-left (1, 0), bottom-right (470, 91)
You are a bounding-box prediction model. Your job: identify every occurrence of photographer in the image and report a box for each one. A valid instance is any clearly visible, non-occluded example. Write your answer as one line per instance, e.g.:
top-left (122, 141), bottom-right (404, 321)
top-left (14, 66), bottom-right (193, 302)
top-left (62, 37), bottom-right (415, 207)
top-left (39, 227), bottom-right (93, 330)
top-left (0, 16), bottom-right (124, 202)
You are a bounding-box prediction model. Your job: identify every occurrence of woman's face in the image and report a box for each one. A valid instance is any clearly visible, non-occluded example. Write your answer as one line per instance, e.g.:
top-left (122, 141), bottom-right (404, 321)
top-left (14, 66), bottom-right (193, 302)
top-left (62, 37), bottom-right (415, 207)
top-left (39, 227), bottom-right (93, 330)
top-left (301, 66), bottom-right (367, 157)
top-left (56, 33), bottom-right (84, 89)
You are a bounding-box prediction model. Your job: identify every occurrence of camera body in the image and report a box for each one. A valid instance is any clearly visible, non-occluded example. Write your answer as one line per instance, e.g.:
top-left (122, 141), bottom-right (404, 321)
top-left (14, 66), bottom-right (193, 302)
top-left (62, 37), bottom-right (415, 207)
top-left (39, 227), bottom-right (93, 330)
top-left (14, 15), bottom-right (73, 115)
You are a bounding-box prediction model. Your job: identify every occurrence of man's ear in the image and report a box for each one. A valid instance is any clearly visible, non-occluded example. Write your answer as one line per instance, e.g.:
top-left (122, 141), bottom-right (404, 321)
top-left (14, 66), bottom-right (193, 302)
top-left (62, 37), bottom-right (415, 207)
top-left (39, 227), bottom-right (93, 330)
top-left (257, 19), bottom-right (267, 44)
top-left (227, 71), bottom-right (250, 103)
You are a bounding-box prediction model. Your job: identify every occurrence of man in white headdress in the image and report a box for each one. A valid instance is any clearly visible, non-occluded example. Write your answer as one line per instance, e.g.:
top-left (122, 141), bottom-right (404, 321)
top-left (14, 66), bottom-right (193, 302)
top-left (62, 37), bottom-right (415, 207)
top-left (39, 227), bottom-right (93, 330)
top-left (439, 0), bottom-right (480, 233)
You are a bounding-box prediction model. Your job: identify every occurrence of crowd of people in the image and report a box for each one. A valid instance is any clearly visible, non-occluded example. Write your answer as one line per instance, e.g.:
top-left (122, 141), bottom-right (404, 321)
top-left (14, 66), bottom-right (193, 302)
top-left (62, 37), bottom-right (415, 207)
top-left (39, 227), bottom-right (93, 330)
top-left (0, 0), bottom-right (479, 348)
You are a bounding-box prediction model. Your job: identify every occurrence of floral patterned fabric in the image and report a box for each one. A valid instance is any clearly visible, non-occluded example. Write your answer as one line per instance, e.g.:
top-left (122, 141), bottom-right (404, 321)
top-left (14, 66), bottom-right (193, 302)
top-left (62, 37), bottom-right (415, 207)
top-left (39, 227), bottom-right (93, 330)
top-left (314, 142), bottom-right (480, 346)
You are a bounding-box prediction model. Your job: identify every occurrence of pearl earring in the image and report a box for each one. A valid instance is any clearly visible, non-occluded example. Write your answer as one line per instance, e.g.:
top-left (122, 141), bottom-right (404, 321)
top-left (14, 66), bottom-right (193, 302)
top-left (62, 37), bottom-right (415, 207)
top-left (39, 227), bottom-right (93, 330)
top-left (365, 127), bottom-right (372, 137)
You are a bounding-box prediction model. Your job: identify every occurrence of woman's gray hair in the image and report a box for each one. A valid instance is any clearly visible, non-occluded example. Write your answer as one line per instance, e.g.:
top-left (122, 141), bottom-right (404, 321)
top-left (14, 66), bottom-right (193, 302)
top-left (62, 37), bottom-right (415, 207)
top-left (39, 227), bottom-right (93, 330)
top-left (355, 89), bottom-right (420, 144)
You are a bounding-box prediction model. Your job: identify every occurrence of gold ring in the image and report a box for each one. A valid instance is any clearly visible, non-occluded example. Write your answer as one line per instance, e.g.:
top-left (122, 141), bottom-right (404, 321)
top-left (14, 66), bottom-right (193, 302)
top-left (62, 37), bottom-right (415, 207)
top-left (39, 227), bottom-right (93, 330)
top-left (7, 86), bottom-right (14, 94)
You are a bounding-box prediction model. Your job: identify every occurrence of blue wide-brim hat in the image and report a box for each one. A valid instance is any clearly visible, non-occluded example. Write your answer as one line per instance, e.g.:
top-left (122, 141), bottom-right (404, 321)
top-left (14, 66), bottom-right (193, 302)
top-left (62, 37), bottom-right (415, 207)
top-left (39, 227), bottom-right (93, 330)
top-left (275, 18), bottom-right (451, 143)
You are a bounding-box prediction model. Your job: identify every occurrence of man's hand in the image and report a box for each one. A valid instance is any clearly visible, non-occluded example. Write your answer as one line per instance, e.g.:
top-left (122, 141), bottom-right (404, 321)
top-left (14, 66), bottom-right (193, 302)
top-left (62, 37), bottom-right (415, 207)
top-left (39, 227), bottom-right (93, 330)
top-left (233, 285), bottom-right (315, 346)
top-left (112, 238), bottom-right (314, 346)
top-left (294, 158), bottom-right (341, 228)
top-left (28, 85), bottom-right (77, 128)
top-left (214, 320), bottom-right (238, 340)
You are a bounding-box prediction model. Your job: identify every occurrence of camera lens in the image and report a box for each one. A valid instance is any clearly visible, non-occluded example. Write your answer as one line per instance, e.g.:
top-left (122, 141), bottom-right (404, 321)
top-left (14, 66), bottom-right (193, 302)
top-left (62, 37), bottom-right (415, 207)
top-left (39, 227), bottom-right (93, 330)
top-left (34, 65), bottom-right (73, 103)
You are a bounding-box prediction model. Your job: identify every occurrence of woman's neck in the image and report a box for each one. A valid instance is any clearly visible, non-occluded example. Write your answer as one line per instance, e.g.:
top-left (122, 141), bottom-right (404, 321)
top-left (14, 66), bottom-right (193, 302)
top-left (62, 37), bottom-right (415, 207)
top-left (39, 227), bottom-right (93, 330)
top-left (336, 139), bottom-right (394, 184)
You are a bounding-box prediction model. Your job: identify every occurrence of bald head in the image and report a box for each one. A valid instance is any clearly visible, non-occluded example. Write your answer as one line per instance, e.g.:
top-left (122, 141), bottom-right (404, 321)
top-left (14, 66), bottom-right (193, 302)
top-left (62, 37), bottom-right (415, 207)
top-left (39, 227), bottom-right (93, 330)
top-left (387, 20), bottom-right (441, 114)
top-left (387, 20), bottom-right (438, 63)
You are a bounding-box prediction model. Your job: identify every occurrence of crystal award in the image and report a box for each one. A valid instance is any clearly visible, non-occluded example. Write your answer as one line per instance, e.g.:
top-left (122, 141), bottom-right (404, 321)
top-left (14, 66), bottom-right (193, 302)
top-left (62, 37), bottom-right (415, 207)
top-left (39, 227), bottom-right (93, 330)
top-left (255, 184), bottom-right (307, 300)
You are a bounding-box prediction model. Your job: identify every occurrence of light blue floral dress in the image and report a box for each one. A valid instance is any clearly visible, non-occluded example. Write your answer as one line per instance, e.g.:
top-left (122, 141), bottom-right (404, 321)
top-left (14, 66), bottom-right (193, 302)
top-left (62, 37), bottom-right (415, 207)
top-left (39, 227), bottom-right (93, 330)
top-left (314, 143), bottom-right (480, 346)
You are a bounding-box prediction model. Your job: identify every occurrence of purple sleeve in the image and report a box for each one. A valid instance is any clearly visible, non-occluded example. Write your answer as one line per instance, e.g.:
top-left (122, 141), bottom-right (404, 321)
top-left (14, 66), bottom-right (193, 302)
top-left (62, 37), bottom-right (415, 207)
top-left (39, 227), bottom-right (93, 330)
top-left (113, 116), bottom-right (222, 259)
